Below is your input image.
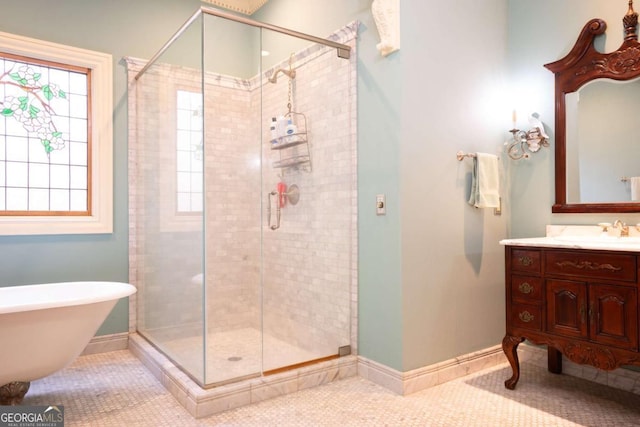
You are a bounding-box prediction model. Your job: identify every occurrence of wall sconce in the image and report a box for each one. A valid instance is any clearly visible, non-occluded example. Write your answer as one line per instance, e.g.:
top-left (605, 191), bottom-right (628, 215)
top-left (506, 112), bottom-right (550, 160)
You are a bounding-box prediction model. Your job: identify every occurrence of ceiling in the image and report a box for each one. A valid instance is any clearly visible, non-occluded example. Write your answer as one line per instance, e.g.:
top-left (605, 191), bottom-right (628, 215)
top-left (201, 0), bottom-right (269, 15)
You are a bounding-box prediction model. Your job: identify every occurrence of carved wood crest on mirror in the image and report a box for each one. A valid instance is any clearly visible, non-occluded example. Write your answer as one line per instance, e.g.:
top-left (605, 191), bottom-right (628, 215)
top-left (545, 1), bottom-right (640, 213)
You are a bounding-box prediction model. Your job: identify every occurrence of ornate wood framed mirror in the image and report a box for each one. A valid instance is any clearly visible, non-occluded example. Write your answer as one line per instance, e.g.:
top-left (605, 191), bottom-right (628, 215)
top-left (545, 1), bottom-right (640, 213)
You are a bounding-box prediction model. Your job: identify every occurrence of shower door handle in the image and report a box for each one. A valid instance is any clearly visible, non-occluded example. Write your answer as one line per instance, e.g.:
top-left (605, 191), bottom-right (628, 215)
top-left (267, 190), bottom-right (281, 230)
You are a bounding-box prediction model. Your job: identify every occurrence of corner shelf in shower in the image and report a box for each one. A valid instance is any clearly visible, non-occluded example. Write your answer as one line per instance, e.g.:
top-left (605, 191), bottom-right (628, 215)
top-left (270, 112), bottom-right (311, 172)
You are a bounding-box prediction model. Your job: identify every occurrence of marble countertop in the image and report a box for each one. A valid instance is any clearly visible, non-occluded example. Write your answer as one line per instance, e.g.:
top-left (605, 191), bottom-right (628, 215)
top-left (500, 225), bottom-right (640, 252)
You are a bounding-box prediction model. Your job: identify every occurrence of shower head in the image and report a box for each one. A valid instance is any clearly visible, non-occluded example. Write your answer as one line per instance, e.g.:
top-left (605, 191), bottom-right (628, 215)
top-left (268, 68), bottom-right (296, 84)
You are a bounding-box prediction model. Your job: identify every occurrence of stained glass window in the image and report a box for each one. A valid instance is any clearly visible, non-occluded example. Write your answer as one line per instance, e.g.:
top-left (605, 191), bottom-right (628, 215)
top-left (0, 52), bottom-right (90, 215)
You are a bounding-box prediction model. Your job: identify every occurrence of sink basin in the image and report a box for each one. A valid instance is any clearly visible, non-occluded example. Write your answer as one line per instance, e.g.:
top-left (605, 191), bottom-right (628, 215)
top-left (553, 235), bottom-right (640, 245)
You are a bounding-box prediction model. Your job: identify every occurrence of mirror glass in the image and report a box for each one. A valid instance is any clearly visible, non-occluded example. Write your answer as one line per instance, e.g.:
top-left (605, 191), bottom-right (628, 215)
top-left (565, 78), bottom-right (640, 204)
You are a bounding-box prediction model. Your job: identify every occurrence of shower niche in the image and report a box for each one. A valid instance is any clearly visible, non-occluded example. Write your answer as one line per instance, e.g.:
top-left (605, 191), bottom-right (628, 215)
top-left (127, 5), bottom-right (357, 403)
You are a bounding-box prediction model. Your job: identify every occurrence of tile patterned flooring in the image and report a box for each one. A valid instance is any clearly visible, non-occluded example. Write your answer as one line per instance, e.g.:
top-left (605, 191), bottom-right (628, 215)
top-left (22, 349), bottom-right (640, 426)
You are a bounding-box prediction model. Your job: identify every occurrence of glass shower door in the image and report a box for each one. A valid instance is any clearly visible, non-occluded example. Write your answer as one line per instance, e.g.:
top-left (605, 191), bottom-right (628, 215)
top-left (259, 29), bottom-right (354, 373)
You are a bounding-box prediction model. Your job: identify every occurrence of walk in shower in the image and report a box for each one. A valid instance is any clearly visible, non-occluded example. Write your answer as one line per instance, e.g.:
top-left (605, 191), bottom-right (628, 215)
top-left (126, 7), bottom-right (357, 388)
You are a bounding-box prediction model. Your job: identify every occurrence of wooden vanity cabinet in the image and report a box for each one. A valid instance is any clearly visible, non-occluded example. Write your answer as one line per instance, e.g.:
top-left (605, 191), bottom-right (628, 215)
top-left (503, 246), bottom-right (640, 390)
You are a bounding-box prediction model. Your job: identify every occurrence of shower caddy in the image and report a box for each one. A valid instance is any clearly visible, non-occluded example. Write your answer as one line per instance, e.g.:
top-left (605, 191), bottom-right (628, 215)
top-left (269, 54), bottom-right (311, 172)
top-left (271, 111), bottom-right (310, 170)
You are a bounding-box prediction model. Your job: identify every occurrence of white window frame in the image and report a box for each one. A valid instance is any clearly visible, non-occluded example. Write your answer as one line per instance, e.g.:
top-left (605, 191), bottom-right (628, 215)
top-left (0, 31), bottom-right (112, 235)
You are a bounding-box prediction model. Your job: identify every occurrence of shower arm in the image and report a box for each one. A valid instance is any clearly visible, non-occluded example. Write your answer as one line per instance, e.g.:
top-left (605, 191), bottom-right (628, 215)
top-left (268, 68), bottom-right (296, 84)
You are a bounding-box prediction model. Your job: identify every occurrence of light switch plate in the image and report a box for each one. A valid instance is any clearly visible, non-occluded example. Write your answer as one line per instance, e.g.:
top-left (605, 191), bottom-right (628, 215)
top-left (376, 194), bottom-right (386, 215)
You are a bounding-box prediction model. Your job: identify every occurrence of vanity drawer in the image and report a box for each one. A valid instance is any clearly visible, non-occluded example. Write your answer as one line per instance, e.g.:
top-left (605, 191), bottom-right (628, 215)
top-left (545, 251), bottom-right (636, 282)
top-left (511, 276), bottom-right (543, 303)
top-left (511, 249), bottom-right (541, 274)
top-left (510, 304), bottom-right (542, 331)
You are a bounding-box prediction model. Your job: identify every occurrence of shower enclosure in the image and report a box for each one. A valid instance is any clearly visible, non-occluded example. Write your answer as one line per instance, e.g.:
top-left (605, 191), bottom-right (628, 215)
top-left (127, 7), bottom-right (357, 387)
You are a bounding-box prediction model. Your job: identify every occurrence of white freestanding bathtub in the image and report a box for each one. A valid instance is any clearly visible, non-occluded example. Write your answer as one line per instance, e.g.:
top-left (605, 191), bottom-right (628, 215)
top-left (0, 281), bottom-right (136, 403)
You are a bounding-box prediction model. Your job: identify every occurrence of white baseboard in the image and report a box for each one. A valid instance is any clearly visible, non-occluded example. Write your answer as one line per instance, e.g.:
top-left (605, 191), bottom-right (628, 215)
top-left (81, 332), bottom-right (129, 355)
top-left (358, 344), bottom-right (505, 395)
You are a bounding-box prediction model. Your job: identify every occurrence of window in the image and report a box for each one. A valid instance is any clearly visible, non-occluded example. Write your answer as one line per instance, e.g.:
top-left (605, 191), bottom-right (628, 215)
top-left (176, 90), bottom-right (203, 213)
top-left (0, 53), bottom-right (90, 215)
top-left (0, 31), bottom-right (112, 235)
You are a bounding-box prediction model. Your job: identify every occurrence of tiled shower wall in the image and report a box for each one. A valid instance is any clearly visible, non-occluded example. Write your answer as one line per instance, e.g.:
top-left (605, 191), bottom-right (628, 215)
top-left (128, 22), bottom-right (358, 360)
top-left (203, 75), bottom-right (261, 334)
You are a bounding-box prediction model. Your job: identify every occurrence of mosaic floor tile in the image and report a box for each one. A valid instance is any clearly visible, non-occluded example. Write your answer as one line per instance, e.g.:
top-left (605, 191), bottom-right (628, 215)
top-left (22, 350), bottom-right (640, 426)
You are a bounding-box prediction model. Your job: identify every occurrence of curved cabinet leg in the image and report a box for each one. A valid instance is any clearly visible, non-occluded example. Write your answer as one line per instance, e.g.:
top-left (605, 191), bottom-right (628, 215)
top-left (502, 335), bottom-right (525, 390)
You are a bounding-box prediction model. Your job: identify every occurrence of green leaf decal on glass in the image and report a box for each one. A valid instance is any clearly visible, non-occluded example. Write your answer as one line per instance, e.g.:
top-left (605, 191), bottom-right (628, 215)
top-left (29, 104), bottom-right (40, 118)
top-left (42, 140), bottom-right (53, 153)
top-left (33, 73), bottom-right (41, 81)
top-left (43, 85), bottom-right (53, 101)
top-left (1, 108), bottom-right (14, 116)
top-left (58, 90), bottom-right (66, 99)
top-left (9, 72), bottom-right (21, 82)
top-left (18, 96), bottom-right (28, 111)
top-left (52, 131), bottom-right (62, 137)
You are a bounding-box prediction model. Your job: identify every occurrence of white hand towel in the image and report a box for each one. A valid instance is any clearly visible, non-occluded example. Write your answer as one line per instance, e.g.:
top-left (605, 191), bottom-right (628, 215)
top-left (630, 177), bottom-right (640, 201)
top-left (468, 153), bottom-right (500, 208)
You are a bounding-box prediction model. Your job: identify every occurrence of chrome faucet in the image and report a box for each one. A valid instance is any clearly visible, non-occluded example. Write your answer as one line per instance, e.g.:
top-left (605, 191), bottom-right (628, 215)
top-left (613, 219), bottom-right (630, 237)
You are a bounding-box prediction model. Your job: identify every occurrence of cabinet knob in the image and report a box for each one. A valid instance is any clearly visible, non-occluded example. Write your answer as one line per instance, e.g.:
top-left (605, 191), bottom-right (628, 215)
top-left (518, 282), bottom-right (534, 294)
top-left (518, 256), bottom-right (533, 266)
top-left (518, 311), bottom-right (535, 323)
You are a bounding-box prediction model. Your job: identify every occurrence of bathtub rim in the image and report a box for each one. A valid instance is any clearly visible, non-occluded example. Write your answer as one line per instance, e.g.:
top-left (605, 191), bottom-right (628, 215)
top-left (0, 281), bottom-right (136, 314)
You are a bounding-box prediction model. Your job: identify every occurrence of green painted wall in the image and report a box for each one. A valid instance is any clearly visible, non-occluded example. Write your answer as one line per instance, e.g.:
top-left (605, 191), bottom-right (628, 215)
top-left (2, 0), bottom-right (515, 373)
top-left (257, 0), bottom-right (508, 371)
top-left (0, 0), bottom-right (205, 334)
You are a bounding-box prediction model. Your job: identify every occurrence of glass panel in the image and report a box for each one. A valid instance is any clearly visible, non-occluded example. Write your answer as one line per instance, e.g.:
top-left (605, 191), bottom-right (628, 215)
top-left (28, 163), bottom-right (49, 187)
top-left (69, 189), bottom-right (86, 211)
top-left (6, 188), bottom-right (27, 210)
top-left (202, 13), bottom-right (262, 385)
top-left (69, 165), bottom-right (86, 189)
top-left (6, 136), bottom-right (27, 161)
top-left (260, 30), bottom-right (353, 372)
top-left (69, 141), bottom-right (87, 166)
top-left (134, 15), bottom-right (206, 384)
top-left (29, 188), bottom-right (48, 210)
top-left (6, 162), bottom-right (27, 187)
top-left (50, 164), bottom-right (69, 188)
top-left (49, 189), bottom-right (68, 210)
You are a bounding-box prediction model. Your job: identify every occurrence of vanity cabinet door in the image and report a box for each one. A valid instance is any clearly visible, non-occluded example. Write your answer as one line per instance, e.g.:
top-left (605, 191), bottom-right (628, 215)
top-left (589, 284), bottom-right (638, 350)
top-left (546, 279), bottom-right (588, 339)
